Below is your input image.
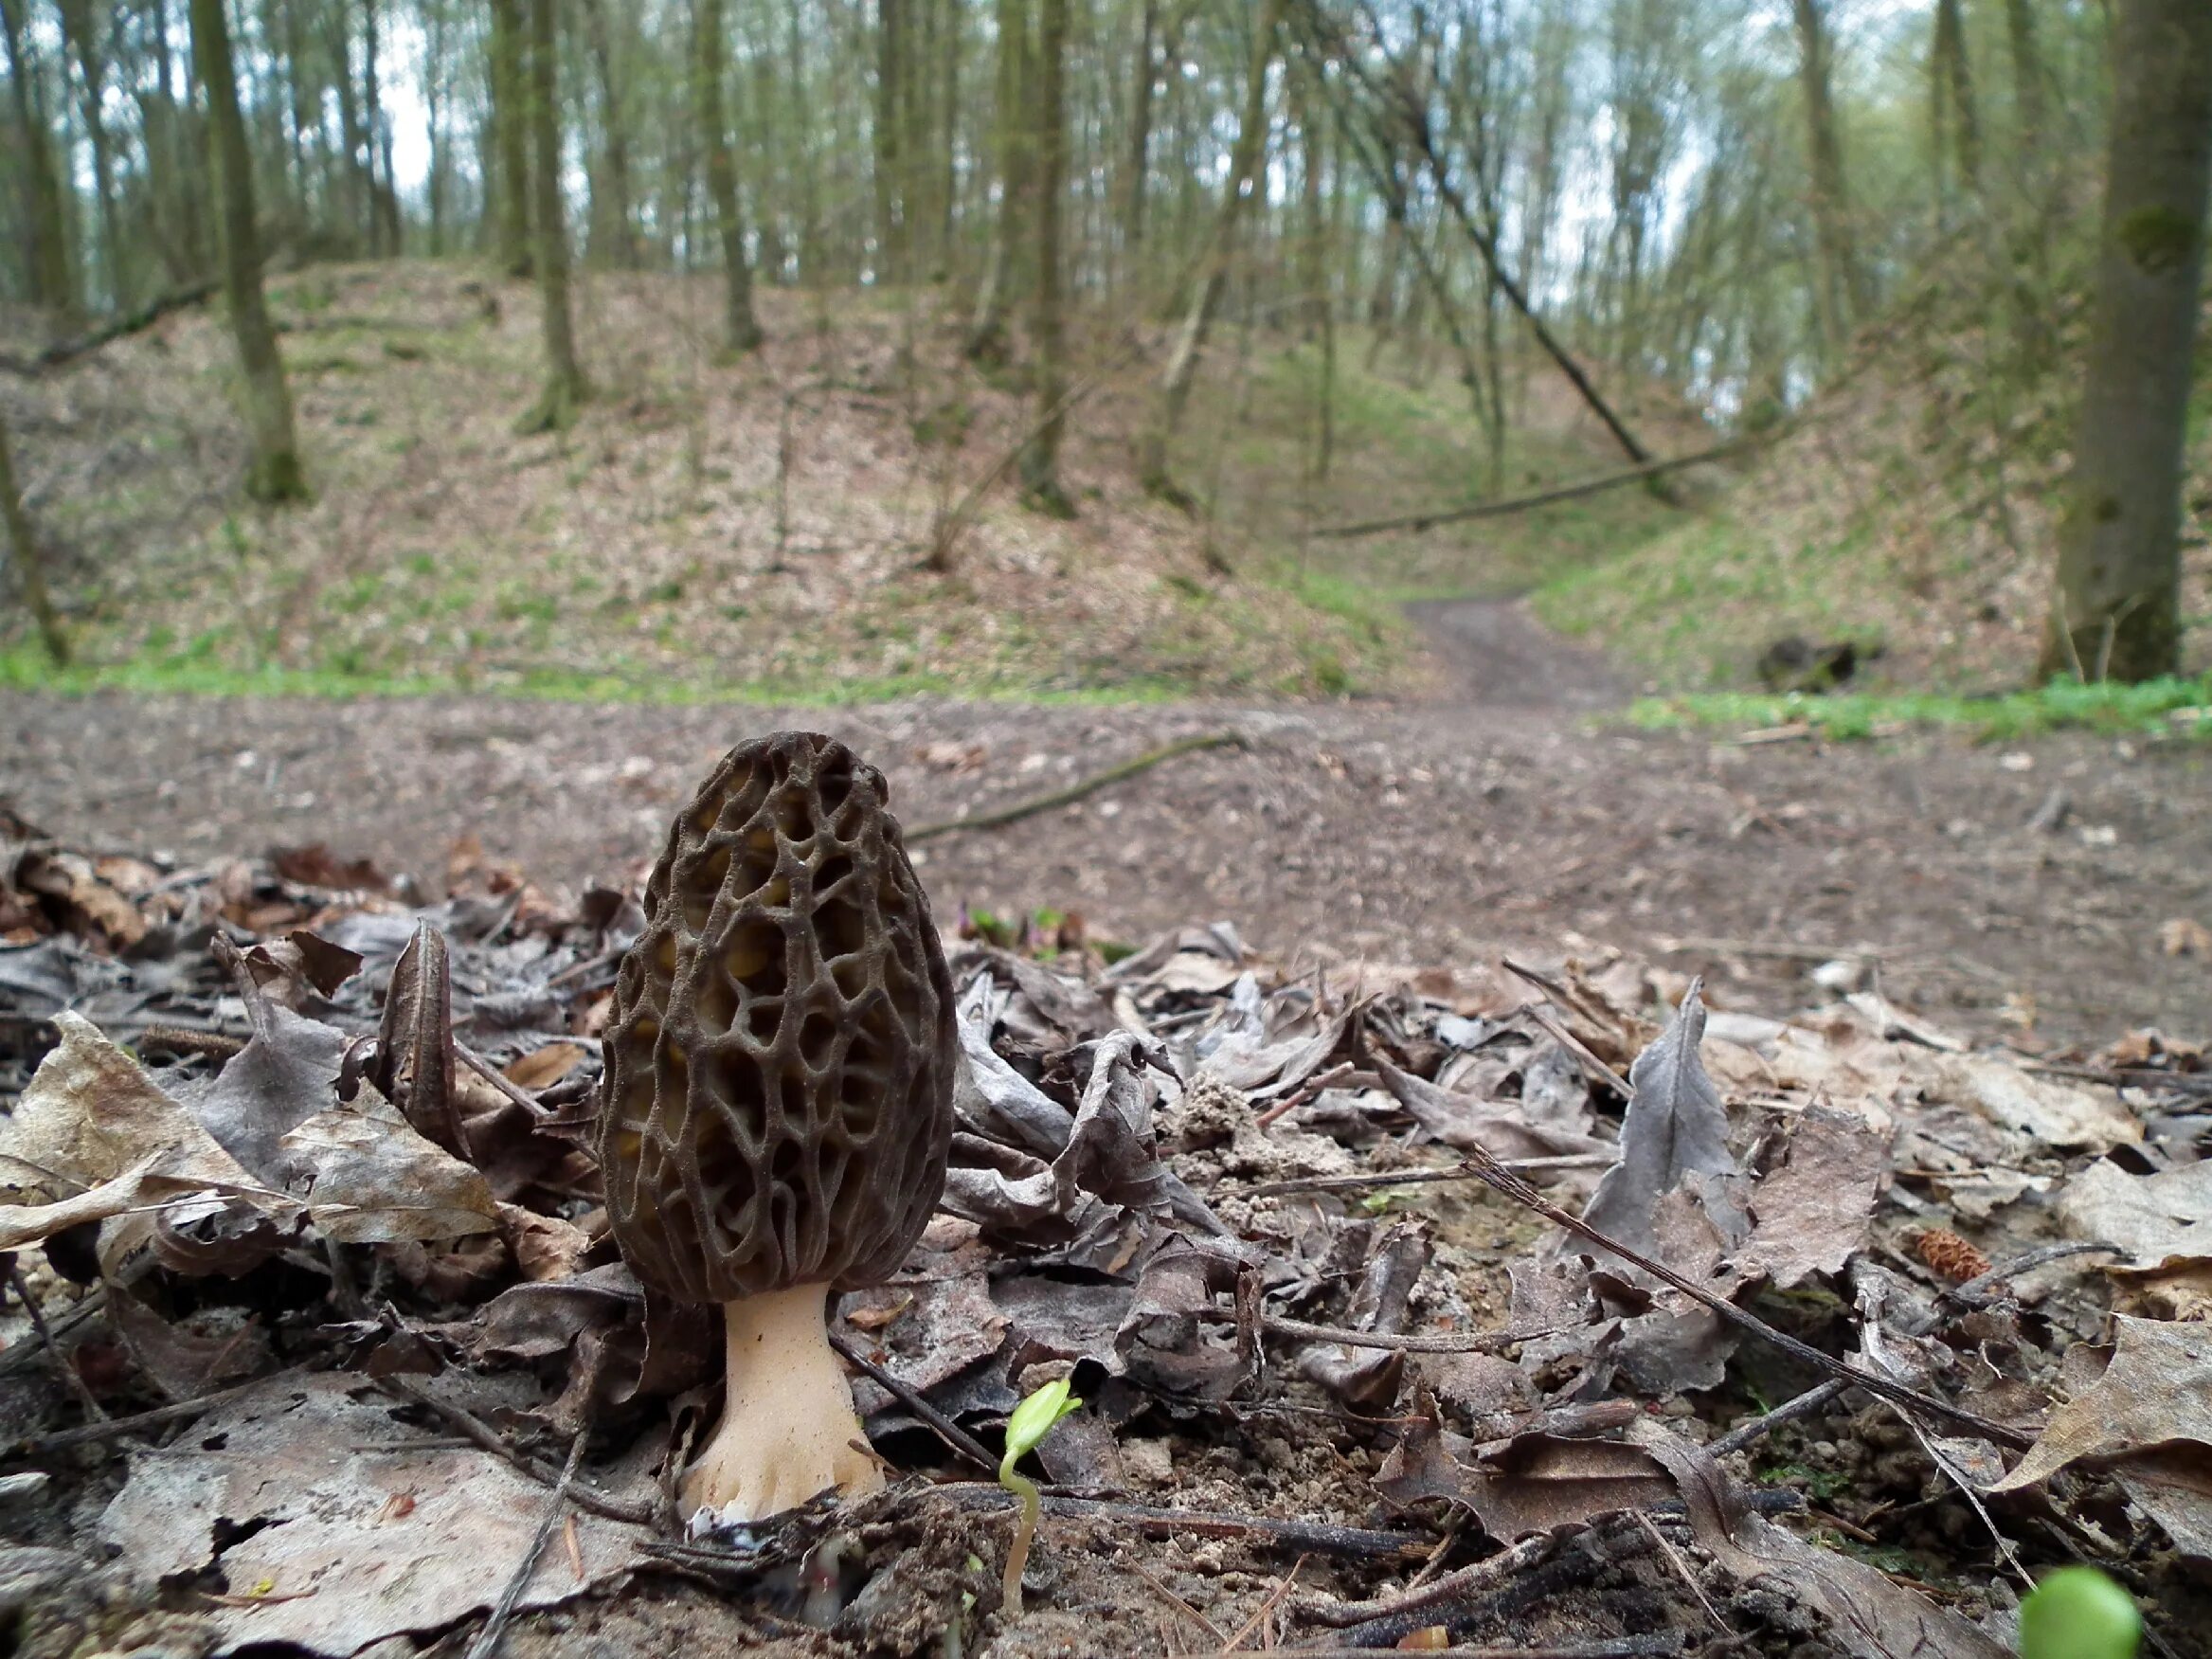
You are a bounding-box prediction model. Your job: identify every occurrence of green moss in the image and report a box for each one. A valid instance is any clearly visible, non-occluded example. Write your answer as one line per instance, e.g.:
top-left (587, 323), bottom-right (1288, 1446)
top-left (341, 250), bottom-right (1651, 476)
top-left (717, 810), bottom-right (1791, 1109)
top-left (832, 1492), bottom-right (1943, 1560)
top-left (1625, 675), bottom-right (2212, 740)
top-left (2115, 205), bottom-right (2199, 277)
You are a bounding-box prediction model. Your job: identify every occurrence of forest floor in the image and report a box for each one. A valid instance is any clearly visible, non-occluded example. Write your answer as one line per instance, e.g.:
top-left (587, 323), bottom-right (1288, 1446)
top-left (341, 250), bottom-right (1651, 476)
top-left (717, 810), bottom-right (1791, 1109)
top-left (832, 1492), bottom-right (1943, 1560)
top-left (7, 596), bottom-right (2208, 1050)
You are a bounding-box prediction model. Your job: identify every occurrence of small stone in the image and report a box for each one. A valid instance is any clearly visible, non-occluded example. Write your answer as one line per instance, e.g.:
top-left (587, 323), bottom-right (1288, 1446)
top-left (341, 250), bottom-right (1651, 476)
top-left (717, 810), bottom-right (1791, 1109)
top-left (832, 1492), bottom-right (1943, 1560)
top-left (1811, 1440), bottom-right (1839, 1459)
top-left (1122, 1438), bottom-right (1175, 1485)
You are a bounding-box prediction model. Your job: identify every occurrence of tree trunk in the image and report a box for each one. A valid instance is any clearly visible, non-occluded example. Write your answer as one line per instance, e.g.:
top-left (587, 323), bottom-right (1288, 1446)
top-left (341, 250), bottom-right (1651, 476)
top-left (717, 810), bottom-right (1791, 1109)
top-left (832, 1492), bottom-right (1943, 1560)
top-left (1016, 0), bottom-right (1070, 516)
top-left (1, 0), bottom-right (76, 316)
top-left (518, 0), bottom-right (586, 432)
top-left (1790, 0), bottom-right (1870, 352)
top-left (2005, 0), bottom-right (2045, 151)
top-left (695, 0), bottom-right (764, 352)
top-left (2040, 0), bottom-right (2212, 683)
top-left (963, 0), bottom-right (1029, 361)
top-left (0, 417), bottom-right (68, 665)
top-left (490, 0), bottom-right (533, 277)
top-left (582, 0), bottom-right (636, 266)
top-left (188, 0), bottom-right (306, 500)
top-left (873, 0), bottom-right (906, 282)
top-left (1933, 0), bottom-right (1981, 201)
top-left (1121, 0), bottom-right (1157, 266)
top-left (58, 0), bottom-right (126, 307)
top-left (363, 0), bottom-right (402, 253)
top-left (1137, 0), bottom-right (1282, 503)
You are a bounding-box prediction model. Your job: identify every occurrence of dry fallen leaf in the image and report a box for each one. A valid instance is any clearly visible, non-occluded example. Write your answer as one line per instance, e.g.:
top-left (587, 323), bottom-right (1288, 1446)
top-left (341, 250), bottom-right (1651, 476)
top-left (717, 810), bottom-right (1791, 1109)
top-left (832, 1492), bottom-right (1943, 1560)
top-left (1990, 1316), bottom-right (2212, 1559)
top-left (99, 1373), bottom-right (650, 1654)
top-left (2159, 917), bottom-right (2212, 958)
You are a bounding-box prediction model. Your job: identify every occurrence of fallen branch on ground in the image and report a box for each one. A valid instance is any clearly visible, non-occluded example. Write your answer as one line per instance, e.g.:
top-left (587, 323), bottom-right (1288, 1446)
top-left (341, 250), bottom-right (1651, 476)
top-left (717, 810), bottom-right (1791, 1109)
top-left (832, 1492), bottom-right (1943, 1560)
top-left (1312, 441), bottom-right (1751, 539)
top-left (904, 732), bottom-right (1247, 843)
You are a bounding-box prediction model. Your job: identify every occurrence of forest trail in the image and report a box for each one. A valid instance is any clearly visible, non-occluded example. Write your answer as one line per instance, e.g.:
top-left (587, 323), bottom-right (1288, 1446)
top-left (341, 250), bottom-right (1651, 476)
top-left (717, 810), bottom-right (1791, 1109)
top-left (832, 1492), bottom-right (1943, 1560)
top-left (1404, 597), bottom-right (1628, 711)
top-left (6, 675), bottom-right (2204, 1050)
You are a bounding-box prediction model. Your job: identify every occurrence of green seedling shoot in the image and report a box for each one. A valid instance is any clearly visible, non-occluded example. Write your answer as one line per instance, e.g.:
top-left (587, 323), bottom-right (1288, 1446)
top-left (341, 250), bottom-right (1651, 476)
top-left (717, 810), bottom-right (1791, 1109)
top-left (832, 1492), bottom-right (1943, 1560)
top-left (998, 1378), bottom-right (1082, 1619)
top-left (2019, 1566), bottom-right (2141, 1659)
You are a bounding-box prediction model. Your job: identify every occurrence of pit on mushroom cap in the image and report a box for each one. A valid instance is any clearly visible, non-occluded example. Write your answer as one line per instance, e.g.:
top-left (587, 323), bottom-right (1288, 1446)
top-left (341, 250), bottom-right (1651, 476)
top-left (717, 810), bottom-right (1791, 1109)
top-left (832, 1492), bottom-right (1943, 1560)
top-left (596, 731), bottom-right (956, 1524)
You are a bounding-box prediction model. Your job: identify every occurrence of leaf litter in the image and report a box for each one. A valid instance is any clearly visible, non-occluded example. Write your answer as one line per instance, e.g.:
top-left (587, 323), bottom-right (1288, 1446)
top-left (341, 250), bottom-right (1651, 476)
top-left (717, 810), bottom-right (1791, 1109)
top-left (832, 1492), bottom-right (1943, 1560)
top-left (0, 813), bottom-right (2208, 1658)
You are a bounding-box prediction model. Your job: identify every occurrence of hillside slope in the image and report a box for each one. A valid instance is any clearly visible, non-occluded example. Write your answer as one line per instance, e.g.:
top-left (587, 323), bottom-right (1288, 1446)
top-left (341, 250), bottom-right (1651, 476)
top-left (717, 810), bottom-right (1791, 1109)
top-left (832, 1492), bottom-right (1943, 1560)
top-left (2, 261), bottom-right (1691, 704)
top-left (1535, 261), bottom-right (2212, 691)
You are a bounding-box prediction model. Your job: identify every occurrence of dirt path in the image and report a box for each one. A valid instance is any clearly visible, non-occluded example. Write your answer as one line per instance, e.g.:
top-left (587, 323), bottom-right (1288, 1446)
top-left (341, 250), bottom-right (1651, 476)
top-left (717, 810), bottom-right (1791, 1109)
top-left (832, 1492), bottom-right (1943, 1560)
top-left (5, 604), bottom-right (2208, 1045)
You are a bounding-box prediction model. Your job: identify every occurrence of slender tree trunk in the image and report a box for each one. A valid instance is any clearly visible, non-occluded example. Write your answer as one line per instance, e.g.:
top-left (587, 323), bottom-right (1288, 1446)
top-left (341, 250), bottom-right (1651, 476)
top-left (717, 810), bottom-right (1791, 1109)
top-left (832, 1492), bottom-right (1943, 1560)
top-left (1933, 0), bottom-right (1981, 199)
top-left (1121, 0), bottom-right (1157, 266)
top-left (189, 0), bottom-right (306, 500)
top-left (873, 0), bottom-right (906, 281)
top-left (2005, 0), bottom-right (2045, 151)
top-left (1138, 0), bottom-right (1282, 503)
top-left (1790, 0), bottom-right (1870, 352)
top-left (1017, 0), bottom-right (1070, 516)
top-left (490, 0), bottom-right (533, 276)
top-left (0, 418), bottom-right (68, 665)
top-left (582, 0), bottom-right (636, 266)
top-left (363, 0), bottom-right (401, 253)
top-left (2041, 0), bottom-right (2212, 683)
top-left (1, 0), bottom-right (77, 316)
top-left (963, 0), bottom-right (1029, 361)
top-left (58, 0), bottom-right (126, 307)
top-left (518, 0), bottom-right (586, 431)
top-left (696, 0), bottom-right (764, 352)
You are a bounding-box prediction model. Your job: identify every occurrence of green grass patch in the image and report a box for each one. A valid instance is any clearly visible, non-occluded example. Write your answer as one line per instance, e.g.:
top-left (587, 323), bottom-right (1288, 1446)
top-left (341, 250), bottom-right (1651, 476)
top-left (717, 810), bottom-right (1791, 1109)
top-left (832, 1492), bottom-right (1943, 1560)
top-left (1628, 675), bottom-right (2212, 740)
top-left (0, 641), bottom-right (1196, 709)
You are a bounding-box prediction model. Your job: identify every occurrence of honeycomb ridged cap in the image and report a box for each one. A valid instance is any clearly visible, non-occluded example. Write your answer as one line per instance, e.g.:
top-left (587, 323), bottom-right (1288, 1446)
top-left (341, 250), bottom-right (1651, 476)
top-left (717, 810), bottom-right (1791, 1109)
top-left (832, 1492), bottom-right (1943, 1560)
top-left (598, 732), bottom-right (956, 1303)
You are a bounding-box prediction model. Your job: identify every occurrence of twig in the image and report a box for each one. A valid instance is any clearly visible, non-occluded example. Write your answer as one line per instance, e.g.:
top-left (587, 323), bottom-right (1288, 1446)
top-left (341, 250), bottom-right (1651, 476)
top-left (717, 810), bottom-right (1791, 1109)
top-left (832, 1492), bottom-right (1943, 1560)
top-left (0, 279), bottom-right (220, 374)
top-left (456, 1042), bottom-right (554, 1119)
top-left (8, 1265), bottom-right (106, 1422)
top-left (1630, 1510), bottom-right (1734, 1637)
top-left (1706, 1378), bottom-right (1852, 1459)
top-left (0, 1289), bottom-right (102, 1377)
top-left (1218, 1553), bottom-right (1305, 1652)
top-left (1298, 1533), bottom-right (1556, 1627)
top-left (1311, 441), bottom-right (1749, 539)
top-left (929, 1485), bottom-right (1429, 1560)
top-left (828, 1328), bottom-right (999, 1475)
top-left (1447, 1147), bottom-right (2034, 1449)
top-left (1946, 1241), bottom-right (2118, 1307)
top-left (464, 1426), bottom-right (588, 1659)
top-left (1242, 1155), bottom-right (1614, 1198)
top-left (1280, 1640), bottom-right (1682, 1657)
top-left (1126, 1559), bottom-right (1230, 1648)
top-left (904, 733), bottom-right (1248, 843)
top-left (375, 1379), bottom-right (654, 1524)
top-left (1259, 1314), bottom-right (1561, 1354)
top-left (11, 1361), bottom-right (325, 1455)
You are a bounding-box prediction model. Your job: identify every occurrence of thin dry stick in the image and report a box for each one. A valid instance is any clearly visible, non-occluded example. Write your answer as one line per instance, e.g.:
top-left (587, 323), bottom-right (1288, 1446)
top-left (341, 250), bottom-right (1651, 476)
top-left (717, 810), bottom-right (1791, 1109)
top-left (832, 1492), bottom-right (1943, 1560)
top-left (1126, 1559), bottom-right (1231, 1649)
top-left (1297, 1533), bottom-right (1555, 1628)
top-left (904, 733), bottom-right (1247, 843)
top-left (827, 1327), bottom-right (998, 1475)
top-left (14, 1361), bottom-right (326, 1454)
top-left (464, 1426), bottom-right (588, 1659)
top-left (8, 1266), bottom-right (106, 1423)
top-left (1217, 1553), bottom-right (1306, 1653)
top-left (931, 1486), bottom-right (1428, 1560)
top-left (376, 1379), bottom-right (654, 1524)
top-left (1449, 1147), bottom-right (2034, 1449)
top-left (456, 1042), bottom-right (554, 1118)
top-left (1243, 1155), bottom-right (1613, 1198)
top-left (1706, 1378), bottom-right (1851, 1459)
top-left (1630, 1510), bottom-right (1735, 1638)
top-left (1258, 1314), bottom-right (1562, 1354)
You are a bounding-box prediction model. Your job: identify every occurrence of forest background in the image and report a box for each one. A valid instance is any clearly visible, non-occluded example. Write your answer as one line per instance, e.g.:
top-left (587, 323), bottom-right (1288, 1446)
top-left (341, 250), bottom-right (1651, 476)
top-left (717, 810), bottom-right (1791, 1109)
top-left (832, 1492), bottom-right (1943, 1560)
top-left (0, 0), bottom-right (2207, 712)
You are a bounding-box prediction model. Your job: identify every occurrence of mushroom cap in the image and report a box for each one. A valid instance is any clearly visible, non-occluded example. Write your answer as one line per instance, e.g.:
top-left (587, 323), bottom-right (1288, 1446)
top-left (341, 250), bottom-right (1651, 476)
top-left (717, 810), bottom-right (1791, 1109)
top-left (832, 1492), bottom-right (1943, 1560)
top-left (598, 732), bottom-right (956, 1303)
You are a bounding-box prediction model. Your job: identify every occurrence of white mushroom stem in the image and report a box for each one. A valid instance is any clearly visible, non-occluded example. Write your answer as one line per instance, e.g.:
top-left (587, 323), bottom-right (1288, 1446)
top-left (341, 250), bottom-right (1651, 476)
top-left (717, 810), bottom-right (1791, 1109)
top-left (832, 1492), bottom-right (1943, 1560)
top-left (680, 1281), bottom-right (886, 1524)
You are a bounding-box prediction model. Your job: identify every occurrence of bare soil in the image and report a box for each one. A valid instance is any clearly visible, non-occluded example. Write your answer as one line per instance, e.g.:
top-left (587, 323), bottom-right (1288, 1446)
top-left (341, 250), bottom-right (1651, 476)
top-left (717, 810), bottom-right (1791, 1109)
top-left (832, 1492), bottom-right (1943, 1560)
top-left (6, 599), bottom-right (2208, 1048)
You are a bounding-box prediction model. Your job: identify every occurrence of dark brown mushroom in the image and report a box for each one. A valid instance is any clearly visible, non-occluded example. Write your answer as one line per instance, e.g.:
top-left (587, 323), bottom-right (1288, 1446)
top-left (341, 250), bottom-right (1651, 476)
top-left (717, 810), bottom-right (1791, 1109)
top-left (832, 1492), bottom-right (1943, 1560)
top-left (597, 731), bottom-right (955, 1523)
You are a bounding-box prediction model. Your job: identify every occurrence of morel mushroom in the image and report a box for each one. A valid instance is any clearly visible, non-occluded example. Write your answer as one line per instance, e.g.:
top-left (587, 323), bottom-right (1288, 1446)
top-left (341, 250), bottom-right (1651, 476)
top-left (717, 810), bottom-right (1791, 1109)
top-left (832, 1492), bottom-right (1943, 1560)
top-left (598, 731), bottom-right (955, 1523)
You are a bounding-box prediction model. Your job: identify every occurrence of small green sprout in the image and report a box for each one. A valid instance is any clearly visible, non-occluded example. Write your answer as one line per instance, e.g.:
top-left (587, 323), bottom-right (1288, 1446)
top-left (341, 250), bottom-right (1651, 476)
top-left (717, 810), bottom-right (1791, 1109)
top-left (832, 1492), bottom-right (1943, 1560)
top-left (2019, 1566), bottom-right (2141, 1659)
top-left (998, 1378), bottom-right (1082, 1619)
